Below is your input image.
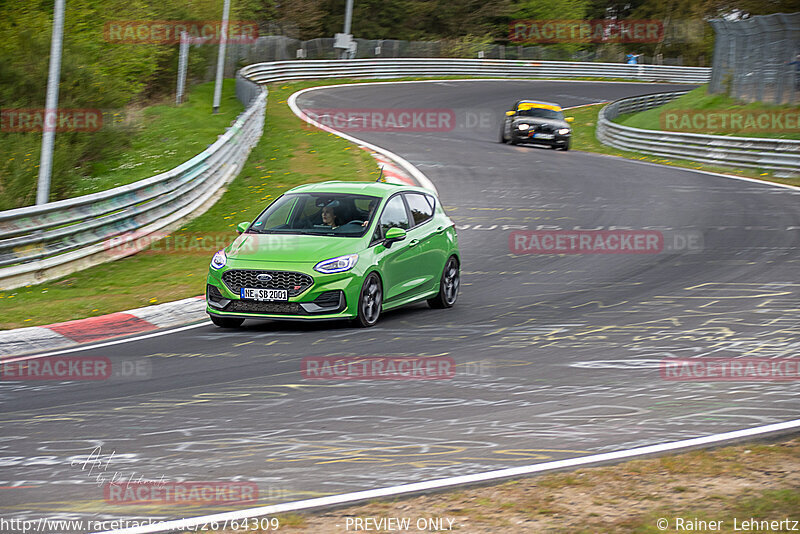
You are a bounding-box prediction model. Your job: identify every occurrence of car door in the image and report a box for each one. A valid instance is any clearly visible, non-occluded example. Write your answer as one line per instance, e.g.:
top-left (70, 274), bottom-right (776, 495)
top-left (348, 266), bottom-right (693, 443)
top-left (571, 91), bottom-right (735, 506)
top-left (373, 194), bottom-right (417, 304)
top-left (403, 192), bottom-right (444, 294)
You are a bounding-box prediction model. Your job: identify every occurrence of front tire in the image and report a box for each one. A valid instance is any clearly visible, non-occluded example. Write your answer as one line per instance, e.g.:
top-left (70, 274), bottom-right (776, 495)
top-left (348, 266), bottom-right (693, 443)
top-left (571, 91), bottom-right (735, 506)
top-left (210, 315), bottom-right (244, 328)
top-left (428, 256), bottom-right (460, 309)
top-left (499, 122), bottom-right (508, 143)
top-left (353, 273), bottom-right (382, 327)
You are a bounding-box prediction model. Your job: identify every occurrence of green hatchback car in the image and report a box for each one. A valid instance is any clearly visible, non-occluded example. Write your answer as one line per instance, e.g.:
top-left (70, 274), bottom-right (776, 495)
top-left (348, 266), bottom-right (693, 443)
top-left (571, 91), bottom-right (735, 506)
top-left (206, 181), bottom-right (460, 327)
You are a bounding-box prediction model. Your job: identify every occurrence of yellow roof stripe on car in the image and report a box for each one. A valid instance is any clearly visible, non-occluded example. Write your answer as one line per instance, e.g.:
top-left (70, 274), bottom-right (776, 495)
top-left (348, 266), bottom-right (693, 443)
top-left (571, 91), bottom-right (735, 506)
top-left (517, 102), bottom-right (562, 112)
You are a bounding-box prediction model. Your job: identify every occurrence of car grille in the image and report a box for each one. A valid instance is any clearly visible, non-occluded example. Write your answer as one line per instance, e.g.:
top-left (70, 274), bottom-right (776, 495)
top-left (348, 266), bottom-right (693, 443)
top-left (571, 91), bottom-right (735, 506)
top-left (225, 300), bottom-right (305, 315)
top-left (533, 123), bottom-right (555, 133)
top-left (222, 270), bottom-right (313, 297)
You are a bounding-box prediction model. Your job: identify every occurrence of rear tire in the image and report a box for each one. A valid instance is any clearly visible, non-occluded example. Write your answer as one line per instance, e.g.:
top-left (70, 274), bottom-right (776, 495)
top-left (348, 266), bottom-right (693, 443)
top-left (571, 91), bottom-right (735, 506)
top-left (428, 256), bottom-right (460, 309)
top-left (353, 273), bottom-right (382, 327)
top-left (210, 315), bottom-right (244, 328)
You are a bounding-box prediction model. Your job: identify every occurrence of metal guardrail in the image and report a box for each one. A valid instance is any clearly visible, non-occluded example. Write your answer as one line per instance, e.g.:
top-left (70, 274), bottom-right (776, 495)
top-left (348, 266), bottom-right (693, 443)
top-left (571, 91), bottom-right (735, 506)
top-left (240, 58), bottom-right (711, 84)
top-left (597, 92), bottom-right (800, 176)
top-left (0, 59), bottom-right (712, 289)
top-left (0, 83), bottom-right (266, 290)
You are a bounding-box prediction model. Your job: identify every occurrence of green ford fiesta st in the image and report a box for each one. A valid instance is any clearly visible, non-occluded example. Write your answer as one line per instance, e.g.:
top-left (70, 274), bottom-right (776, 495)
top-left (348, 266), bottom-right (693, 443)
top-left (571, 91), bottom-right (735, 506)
top-left (206, 181), bottom-right (460, 327)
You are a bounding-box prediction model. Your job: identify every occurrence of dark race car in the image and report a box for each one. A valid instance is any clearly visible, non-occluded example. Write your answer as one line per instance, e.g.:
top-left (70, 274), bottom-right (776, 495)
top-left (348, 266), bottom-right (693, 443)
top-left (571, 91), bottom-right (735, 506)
top-left (499, 100), bottom-right (574, 150)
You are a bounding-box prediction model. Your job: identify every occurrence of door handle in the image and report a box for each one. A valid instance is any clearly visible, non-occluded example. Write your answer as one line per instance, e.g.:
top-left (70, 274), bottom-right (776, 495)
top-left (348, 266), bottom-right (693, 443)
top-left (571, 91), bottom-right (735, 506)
top-left (409, 239), bottom-right (420, 247)
top-left (436, 226), bottom-right (445, 234)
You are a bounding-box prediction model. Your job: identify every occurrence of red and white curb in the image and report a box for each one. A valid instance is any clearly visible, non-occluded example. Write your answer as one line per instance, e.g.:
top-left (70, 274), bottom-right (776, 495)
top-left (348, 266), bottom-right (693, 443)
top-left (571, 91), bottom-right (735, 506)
top-left (0, 296), bottom-right (208, 358)
top-left (368, 151), bottom-right (416, 186)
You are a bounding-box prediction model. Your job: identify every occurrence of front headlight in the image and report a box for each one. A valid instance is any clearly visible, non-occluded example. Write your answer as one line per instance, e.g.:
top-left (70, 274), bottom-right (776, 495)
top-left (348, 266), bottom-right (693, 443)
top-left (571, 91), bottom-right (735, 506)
top-left (557, 128), bottom-right (571, 135)
top-left (314, 254), bottom-right (358, 274)
top-left (211, 250), bottom-right (227, 270)
top-left (517, 124), bottom-right (530, 131)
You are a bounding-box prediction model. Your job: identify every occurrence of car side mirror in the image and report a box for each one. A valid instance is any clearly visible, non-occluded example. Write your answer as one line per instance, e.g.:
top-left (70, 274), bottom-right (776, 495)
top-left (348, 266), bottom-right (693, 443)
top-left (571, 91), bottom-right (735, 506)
top-left (505, 110), bottom-right (516, 116)
top-left (565, 117), bottom-right (575, 123)
top-left (236, 222), bottom-right (250, 234)
top-left (383, 227), bottom-right (407, 247)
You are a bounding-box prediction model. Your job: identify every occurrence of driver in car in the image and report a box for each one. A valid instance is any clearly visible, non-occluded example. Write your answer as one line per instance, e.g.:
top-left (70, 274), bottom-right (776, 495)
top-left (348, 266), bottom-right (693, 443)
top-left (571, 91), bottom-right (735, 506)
top-left (321, 205), bottom-right (341, 229)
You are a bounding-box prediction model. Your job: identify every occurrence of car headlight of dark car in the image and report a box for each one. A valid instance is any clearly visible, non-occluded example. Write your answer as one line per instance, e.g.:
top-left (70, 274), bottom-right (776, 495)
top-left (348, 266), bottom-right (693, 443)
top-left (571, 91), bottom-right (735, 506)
top-left (557, 128), bottom-right (571, 135)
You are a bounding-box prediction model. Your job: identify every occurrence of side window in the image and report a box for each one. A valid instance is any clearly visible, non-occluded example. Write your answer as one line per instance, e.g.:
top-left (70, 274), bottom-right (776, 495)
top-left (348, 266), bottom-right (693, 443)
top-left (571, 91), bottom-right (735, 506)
top-left (377, 195), bottom-right (410, 239)
top-left (405, 193), bottom-right (434, 227)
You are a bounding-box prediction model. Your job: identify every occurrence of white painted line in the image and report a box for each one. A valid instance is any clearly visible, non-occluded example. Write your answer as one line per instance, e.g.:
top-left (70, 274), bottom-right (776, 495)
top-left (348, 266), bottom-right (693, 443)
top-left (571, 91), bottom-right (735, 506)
top-left (560, 104), bottom-right (800, 192)
top-left (287, 86), bottom-right (437, 193)
top-left (98, 419), bottom-right (800, 533)
top-left (596, 154), bottom-right (800, 191)
top-left (563, 102), bottom-right (609, 109)
top-left (281, 78), bottom-right (696, 87)
top-left (0, 321), bottom-right (210, 364)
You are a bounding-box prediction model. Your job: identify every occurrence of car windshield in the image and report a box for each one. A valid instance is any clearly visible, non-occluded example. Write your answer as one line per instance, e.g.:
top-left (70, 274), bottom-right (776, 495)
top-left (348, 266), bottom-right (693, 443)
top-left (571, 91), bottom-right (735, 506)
top-left (248, 192), bottom-right (381, 237)
top-left (517, 107), bottom-right (563, 120)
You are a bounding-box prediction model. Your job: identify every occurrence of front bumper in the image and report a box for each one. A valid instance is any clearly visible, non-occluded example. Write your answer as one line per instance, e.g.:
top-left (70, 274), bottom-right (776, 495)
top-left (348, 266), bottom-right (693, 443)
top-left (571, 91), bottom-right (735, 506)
top-left (206, 263), bottom-right (363, 321)
top-left (511, 130), bottom-right (570, 147)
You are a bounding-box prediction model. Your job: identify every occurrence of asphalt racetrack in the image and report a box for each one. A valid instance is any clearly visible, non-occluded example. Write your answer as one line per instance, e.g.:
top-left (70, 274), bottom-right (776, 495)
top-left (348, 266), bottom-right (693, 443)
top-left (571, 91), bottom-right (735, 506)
top-left (1, 80), bottom-right (798, 526)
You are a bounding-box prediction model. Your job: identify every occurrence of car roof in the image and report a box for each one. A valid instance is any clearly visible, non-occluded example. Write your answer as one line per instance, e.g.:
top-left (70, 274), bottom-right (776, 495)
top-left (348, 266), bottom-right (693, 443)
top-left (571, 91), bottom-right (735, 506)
top-left (516, 100), bottom-right (562, 111)
top-left (287, 181), bottom-right (433, 197)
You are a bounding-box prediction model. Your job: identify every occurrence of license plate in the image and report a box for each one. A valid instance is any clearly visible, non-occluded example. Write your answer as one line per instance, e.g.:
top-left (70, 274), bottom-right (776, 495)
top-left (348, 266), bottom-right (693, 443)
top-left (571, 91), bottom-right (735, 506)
top-left (533, 133), bottom-right (555, 139)
top-left (240, 288), bottom-right (288, 301)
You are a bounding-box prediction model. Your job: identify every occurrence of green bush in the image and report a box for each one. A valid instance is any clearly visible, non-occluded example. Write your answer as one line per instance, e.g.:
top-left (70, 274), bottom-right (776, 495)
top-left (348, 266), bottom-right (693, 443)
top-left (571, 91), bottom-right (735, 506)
top-left (0, 0), bottom-right (249, 209)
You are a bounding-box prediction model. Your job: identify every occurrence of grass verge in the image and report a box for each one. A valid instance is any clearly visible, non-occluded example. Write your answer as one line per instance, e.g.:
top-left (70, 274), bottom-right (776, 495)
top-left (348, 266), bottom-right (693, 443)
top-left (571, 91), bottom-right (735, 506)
top-left (74, 80), bottom-right (244, 195)
top-left (204, 437), bottom-right (800, 533)
top-left (613, 85), bottom-right (800, 141)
